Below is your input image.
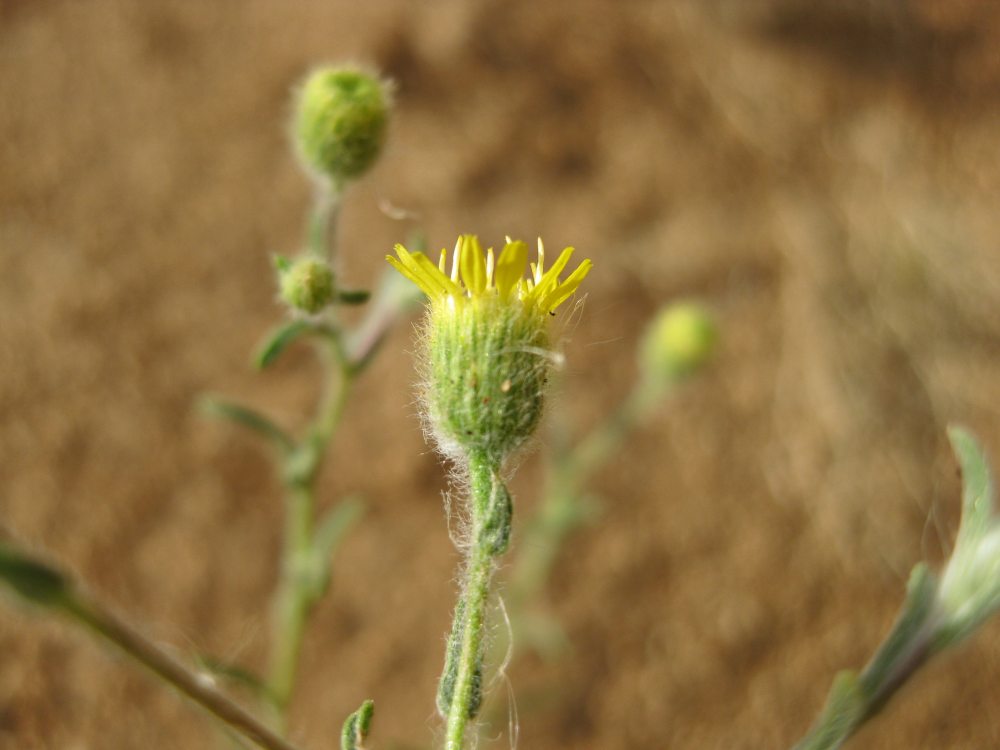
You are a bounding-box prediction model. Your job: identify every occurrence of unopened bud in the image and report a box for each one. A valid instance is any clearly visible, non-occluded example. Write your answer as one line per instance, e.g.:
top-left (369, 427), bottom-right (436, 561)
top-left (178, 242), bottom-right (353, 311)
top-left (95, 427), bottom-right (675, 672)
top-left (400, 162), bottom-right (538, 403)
top-left (641, 302), bottom-right (717, 381)
top-left (279, 256), bottom-right (335, 314)
top-left (294, 66), bottom-right (390, 183)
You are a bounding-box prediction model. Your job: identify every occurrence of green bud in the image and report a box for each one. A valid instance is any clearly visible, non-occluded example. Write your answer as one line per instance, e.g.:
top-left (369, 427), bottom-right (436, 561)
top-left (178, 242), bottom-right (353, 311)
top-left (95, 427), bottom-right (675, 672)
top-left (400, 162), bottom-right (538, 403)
top-left (641, 302), bottom-right (717, 381)
top-left (425, 297), bottom-right (549, 464)
top-left (294, 66), bottom-right (390, 183)
top-left (279, 257), bottom-right (335, 314)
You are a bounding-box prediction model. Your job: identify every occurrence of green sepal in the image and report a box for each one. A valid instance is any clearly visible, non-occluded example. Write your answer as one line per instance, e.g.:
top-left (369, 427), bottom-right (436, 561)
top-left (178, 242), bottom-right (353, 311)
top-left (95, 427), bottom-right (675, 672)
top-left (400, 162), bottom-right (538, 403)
top-left (0, 543), bottom-right (72, 610)
top-left (341, 699), bottom-right (375, 750)
top-left (198, 396), bottom-right (295, 454)
top-left (337, 289), bottom-right (371, 305)
top-left (272, 255), bottom-right (292, 273)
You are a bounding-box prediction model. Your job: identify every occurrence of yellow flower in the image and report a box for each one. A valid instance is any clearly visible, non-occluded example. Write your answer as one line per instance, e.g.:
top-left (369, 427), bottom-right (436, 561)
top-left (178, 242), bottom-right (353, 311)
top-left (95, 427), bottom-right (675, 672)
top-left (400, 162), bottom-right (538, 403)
top-left (387, 235), bottom-right (592, 315)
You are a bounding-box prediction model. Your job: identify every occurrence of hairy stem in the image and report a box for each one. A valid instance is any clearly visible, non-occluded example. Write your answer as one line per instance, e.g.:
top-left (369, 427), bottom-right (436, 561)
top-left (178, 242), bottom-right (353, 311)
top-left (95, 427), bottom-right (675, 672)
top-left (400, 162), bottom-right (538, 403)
top-left (443, 452), bottom-right (506, 750)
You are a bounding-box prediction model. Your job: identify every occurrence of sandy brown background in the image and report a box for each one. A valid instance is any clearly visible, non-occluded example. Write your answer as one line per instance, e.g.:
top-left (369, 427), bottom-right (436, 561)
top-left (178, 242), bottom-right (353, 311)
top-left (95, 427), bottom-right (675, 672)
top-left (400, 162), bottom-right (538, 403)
top-left (3, 1), bottom-right (1000, 748)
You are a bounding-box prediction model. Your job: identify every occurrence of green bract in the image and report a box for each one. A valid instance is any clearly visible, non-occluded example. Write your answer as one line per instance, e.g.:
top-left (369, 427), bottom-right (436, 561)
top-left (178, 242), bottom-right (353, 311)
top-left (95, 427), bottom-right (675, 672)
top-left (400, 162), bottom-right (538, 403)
top-left (425, 295), bottom-right (549, 462)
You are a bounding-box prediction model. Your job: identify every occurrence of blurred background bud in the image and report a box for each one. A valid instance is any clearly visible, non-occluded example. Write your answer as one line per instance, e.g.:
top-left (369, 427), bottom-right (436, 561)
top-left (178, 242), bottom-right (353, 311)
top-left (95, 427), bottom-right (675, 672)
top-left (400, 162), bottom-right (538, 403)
top-left (279, 256), bottom-right (335, 314)
top-left (640, 301), bottom-right (717, 383)
top-left (293, 66), bottom-right (391, 183)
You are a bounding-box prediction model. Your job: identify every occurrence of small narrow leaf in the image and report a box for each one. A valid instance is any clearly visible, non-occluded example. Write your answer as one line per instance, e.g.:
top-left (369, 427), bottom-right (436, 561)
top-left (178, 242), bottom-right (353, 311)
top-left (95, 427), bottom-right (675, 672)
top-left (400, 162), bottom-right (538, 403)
top-left (307, 496), bottom-right (365, 602)
top-left (198, 396), bottom-right (295, 453)
top-left (341, 699), bottom-right (374, 750)
top-left (859, 563), bottom-right (938, 701)
top-left (337, 289), bottom-right (371, 305)
top-left (948, 425), bottom-right (995, 547)
top-left (314, 496), bottom-right (365, 561)
top-left (793, 671), bottom-right (864, 750)
top-left (0, 543), bottom-right (71, 609)
top-left (255, 320), bottom-right (313, 370)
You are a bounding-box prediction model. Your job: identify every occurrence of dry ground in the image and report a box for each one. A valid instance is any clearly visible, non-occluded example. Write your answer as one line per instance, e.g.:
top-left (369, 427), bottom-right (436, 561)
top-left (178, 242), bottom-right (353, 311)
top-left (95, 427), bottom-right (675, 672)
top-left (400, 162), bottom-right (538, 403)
top-left (3, 1), bottom-right (1000, 748)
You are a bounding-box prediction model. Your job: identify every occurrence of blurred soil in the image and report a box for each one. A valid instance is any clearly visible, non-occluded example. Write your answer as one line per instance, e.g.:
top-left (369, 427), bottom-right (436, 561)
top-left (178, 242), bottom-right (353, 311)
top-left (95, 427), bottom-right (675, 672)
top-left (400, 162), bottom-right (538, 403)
top-left (2, 1), bottom-right (1000, 748)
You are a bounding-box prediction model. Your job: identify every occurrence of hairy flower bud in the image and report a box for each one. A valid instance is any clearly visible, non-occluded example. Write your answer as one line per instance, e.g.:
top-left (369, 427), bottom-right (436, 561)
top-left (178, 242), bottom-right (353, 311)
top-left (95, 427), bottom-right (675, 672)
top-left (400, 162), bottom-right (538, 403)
top-left (279, 256), bottom-right (335, 314)
top-left (294, 66), bottom-right (390, 183)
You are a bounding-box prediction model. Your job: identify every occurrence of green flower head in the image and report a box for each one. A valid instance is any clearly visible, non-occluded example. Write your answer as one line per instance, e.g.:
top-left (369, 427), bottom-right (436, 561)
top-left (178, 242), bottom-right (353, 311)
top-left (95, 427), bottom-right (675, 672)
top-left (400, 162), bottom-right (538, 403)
top-left (388, 235), bottom-right (592, 461)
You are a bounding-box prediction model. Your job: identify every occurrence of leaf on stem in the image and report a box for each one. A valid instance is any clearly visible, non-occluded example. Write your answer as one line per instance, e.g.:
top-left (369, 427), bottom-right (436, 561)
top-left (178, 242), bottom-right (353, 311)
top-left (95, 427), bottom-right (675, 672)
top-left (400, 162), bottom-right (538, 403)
top-left (341, 699), bottom-right (374, 750)
top-left (337, 289), bottom-right (371, 305)
top-left (0, 542), bottom-right (72, 609)
top-left (255, 320), bottom-right (314, 370)
top-left (794, 670), bottom-right (864, 750)
top-left (198, 396), bottom-right (295, 454)
top-left (948, 425), bottom-right (995, 549)
top-left (307, 496), bottom-right (365, 602)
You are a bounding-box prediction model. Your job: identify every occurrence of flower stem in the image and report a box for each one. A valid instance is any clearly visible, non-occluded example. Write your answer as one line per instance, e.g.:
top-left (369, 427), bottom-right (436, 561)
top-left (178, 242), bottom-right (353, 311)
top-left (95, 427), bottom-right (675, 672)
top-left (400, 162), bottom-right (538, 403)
top-left (443, 452), bottom-right (506, 750)
top-left (791, 564), bottom-right (940, 750)
top-left (306, 180), bottom-right (342, 261)
top-left (267, 350), bottom-right (354, 723)
top-left (29, 571), bottom-right (306, 750)
top-left (266, 179), bottom-right (353, 727)
top-left (267, 483), bottom-right (316, 717)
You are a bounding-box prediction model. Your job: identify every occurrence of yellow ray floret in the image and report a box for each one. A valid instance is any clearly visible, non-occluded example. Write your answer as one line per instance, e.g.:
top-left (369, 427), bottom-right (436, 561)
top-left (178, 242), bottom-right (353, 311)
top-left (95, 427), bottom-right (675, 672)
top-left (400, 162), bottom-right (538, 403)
top-left (387, 235), bottom-right (592, 315)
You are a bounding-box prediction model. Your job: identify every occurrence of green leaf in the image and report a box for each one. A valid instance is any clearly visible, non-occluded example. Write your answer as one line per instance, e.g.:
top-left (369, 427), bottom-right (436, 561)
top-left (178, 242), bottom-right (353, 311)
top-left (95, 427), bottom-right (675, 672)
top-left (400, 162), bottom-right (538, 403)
top-left (255, 320), bottom-right (313, 370)
top-left (341, 699), bottom-right (374, 750)
top-left (948, 425), bottom-right (995, 548)
top-left (0, 543), bottom-right (71, 609)
top-left (337, 289), bottom-right (371, 305)
top-left (859, 563), bottom-right (938, 703)
top-left (198, 396), bottom-right (295, 453)
top-left (307, 496), bottom-right (365, 602)
top-left (272, 254), bottom-right (292, 273)
top-left (793, 670), bottom-right (864, 750)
